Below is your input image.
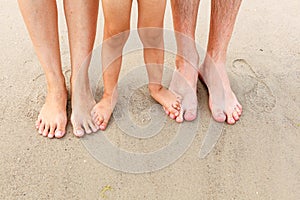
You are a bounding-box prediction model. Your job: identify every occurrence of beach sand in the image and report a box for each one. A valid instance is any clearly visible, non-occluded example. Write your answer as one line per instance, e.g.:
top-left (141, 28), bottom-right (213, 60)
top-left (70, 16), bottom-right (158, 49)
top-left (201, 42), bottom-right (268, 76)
top-left (0, 0), bottom-right (299, 199)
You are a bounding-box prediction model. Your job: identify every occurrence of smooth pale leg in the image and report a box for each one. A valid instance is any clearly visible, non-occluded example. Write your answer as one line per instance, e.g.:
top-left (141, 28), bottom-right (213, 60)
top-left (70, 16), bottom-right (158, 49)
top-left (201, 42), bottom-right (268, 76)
top-left (18, 0), bottom-right (67, 138)
top-left (137, 0), bottom-right (181, 120)
top-left (91, 0), bottom-right (132, 131)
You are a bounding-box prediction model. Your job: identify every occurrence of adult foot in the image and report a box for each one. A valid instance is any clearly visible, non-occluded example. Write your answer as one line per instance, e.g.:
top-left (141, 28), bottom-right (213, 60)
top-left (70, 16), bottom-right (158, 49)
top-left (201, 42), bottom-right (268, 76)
top-left (148, 84), bottom-right (181, 120)
top-left (91, 92), bottom-right (118, 131)
top-left (168, 56), bottom-right (199, 122)
top-left (199, 57), bottom-right (242, 124)
top-left (35, 86), bottom-right (68, 139)
top-left (71, 74), bottom-right (99, 137)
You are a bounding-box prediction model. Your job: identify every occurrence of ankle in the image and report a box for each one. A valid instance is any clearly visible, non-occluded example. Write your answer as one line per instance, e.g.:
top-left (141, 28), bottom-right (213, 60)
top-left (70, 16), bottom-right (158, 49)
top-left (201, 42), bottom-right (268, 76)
top-left (205, 50), bottom-right (226, 65)
top-left (103, 90), bottom-right (118, 99)
top-left (46, 76), bottom-right (67, 94)
top-left (175, 54), bottom-right (199, 72)
top-left (148, 83), bottom-right (163, 94)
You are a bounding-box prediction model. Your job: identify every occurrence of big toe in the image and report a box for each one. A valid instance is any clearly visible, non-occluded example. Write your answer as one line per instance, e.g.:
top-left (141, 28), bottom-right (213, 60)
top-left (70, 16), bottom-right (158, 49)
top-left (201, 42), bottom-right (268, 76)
top-left (212, 108), bottom-right (226, 123)
top-left (74, 128), bottom-right (85, 137)
top-left (55, 130), bottom-right (65, 138)
top-left (184, 108), bottom-right (197, 121)
top-left (72, 121), bottom-right (85, 137)
top-left (54, 120), bottom-right (66, 138)
top-left (99, 121), bottom-right (108, 131)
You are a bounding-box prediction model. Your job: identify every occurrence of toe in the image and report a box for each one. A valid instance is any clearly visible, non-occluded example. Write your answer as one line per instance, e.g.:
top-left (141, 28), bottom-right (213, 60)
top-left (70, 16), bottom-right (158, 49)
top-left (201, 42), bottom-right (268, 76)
top-left (55, 122), bottom-right (66, 138)
top-left (91, 110), bottom-right (98, 119)
top-left (226, 114), bottom-right (236, 125)
top-left (235, 107), bottom-right (242, 116)
top-left (96, 115), bottom-right (104, 126)
top-left (211, 108), bottom-right (226, 123)
top-left (88, 120), bottom-right (99, 133)
top-left (48, 124), bottom-right (56, 139)
top-left (169, 113), bottom-right (176, 119)
top-left (99, 118), bottom-right (109, 131)
top-left (236, 105), bottom-right (242, 116)
top-left (163, 107), bottom-right (170, 115)
top-left (175, 108), bottom-right (184, 123)
top-left (38, 122), bottom-right (45, 135)
top-left (172, 101), bottom-right (181, 111)
top-left (83, 122), bottom-right (92, 134)
top-left (168, 106), bottom-right (180, 117)
top-left (184, 109), bottom-right (197, 121)
top-left (72, 121), bottom-right (85, 137)
top-left (91, 107), bottom-right (100, 119)
top-left (92, 113), bottom-right (99, 123)
top-left (232, 110), bottom-right (239, 121)
top-left (35, 118), bottom-right (41, 130)
top-left (99, 122), bottom-right (107, 131)
top-left (237, 103), bottom-right (243, 112)
top-left (74, 128), bottom-right (85, 137)
top-left (42, 124), bottom-right (50, 137)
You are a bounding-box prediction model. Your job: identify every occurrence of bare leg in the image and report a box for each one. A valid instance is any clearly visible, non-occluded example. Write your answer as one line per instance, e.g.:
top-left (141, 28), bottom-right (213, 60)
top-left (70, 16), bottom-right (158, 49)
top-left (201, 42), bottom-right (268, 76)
top-left (63, 0), bottom-right (99, 137)
top-left (91, 0), bottom-right (132, 131)
top-left (18, 0), bottom-right (67, 139)
top-left (199, 0), bottom-right (243, 124)
top-left (169, 0), bottom-right (200, 122)
top-left (137, 0), bottom-right (181, 120)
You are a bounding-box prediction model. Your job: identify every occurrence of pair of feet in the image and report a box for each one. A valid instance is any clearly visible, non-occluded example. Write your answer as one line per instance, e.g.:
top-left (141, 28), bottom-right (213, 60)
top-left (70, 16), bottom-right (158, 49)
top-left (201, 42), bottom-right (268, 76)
top-left (35, 79), bottom-right (100, 138)
top-left (166, 57), bottom-right (243, 124)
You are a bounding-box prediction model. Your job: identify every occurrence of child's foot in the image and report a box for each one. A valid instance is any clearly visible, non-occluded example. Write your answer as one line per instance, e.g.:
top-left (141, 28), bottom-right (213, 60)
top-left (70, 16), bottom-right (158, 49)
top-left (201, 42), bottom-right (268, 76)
top-left (148, 84), bottom-right (181, 120)
top-left (35, 87), bottom-right (68, 139)
top-left (91, 92), bottom-right (118, 131)
top-left (199, 58), bottom-right (242, 124)
top-left (71, 76), bottom-right (99, 137)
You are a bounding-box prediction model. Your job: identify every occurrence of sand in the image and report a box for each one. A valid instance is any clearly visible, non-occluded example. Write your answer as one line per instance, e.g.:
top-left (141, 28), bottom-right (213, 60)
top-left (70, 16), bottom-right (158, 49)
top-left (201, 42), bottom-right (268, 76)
top-left (0, 0), bottom-right (299, 199)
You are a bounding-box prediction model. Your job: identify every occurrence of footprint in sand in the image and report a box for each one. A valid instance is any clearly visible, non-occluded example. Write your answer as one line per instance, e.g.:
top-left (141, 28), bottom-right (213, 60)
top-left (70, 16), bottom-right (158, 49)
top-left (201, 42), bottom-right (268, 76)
top-left (232, 59), bottom-right (276, 113)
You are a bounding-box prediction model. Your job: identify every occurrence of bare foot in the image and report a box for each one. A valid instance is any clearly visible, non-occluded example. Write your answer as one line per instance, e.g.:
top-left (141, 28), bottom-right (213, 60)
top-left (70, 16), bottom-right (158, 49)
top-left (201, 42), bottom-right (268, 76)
top-left (169, 56), bottom-right (199, 122)
top-left (35, 87), bottom-right (68, 139)
top-left (199, 58), bottom-right (242, 124)
top-left (71, 75), bottom-right (99, 137)
top-left (91, 92), bottom-right (118, 131)
top-left (148, 84), bottom-right (181, 120)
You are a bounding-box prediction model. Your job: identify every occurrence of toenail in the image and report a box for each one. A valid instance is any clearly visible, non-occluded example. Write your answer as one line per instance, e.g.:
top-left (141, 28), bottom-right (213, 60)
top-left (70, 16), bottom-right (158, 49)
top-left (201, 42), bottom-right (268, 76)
top-left (55, 131), bottom-right (63, 137)
top-left (76, 130), bottom-right (84, 137)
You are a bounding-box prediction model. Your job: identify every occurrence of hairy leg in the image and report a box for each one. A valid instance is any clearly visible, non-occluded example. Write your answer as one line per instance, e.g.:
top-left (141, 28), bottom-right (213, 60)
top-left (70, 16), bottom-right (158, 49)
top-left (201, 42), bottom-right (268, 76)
top-left (137, 0), bottom-right (181, 120)
top-left (91, 0), bottom-right (132, 131)
top-left (199, 0), bottom-right (243, 124)
top-left (64, 0), bottom-right (99, 137)
top-left (169, 0), bottom-right (200, 122)
top-left (18, 0), bottom-right (67, 138)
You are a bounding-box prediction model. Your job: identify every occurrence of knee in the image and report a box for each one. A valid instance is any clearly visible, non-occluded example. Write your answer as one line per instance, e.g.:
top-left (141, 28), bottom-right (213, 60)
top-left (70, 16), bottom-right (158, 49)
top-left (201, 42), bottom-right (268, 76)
top-left (104, 23), bottom-right (130, 48)
top-left (138, 28), bottom-right (164, 49)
